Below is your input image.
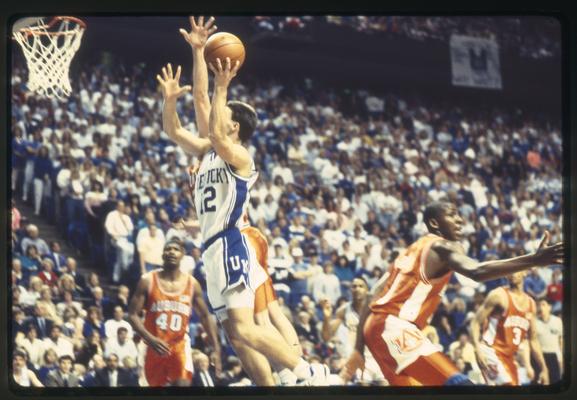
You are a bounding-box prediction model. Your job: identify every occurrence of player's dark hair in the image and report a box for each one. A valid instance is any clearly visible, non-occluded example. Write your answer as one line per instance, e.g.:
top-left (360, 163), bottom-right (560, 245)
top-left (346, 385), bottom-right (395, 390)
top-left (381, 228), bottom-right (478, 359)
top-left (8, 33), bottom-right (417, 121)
top-left (353, 276), bottom-right (369, 287)
top-left (228, 100), bottom-right (257, 143)
top-left (164, 237), bottom-right (184, 251)
top-left (423, 201), bottom-right (450, 232)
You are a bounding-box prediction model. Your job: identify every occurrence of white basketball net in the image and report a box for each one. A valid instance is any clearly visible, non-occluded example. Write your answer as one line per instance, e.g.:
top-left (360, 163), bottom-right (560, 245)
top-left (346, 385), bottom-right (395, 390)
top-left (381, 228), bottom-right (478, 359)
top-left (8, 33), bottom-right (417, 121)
top-left (13, 17), bottom-right (85, 99)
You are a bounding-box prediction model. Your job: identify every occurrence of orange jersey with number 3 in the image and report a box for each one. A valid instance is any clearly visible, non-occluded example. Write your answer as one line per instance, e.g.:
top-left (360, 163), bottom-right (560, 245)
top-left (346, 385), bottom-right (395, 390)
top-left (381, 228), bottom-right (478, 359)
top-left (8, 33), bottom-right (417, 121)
top-left (144, 271), bottom-right (194, 345)
top-left (482, 287), bottom-right (535, 357)
top-left (370, 234), bottom-right (451, 329)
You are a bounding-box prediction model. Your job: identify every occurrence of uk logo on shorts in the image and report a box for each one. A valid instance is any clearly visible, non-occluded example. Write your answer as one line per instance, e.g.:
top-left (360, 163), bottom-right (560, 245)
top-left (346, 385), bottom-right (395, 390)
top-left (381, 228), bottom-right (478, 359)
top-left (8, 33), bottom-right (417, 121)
top-left (222, 229), bottom-right (252, 291)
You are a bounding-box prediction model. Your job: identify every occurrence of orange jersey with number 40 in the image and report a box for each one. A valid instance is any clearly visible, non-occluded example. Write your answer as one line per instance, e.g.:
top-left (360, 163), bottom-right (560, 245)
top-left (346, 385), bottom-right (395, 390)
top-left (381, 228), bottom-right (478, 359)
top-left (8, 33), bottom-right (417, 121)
top-left (144, 271), bottom-right (194, 346)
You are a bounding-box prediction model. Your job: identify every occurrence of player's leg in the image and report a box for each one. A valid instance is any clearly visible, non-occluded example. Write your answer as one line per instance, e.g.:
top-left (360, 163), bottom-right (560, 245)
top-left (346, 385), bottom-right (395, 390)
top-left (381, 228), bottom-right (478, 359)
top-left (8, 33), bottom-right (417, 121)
top-left (401, 351), bottom-right (467, 386)
top-left (477, 343), bottom-right (515, 385)
top-left (221, 320), bottom-right (276, 386)
top-left (267, 300), bottom-right (302, 356)
top-left (245, 226), bottom-right (302, 357)
top-left (363, 313), bottom-right (420, 385)
top-left (144, 350), bottom-right (168, 387)
top-left (223, 287), bottom-right (329, 385)
top-left (167, 340), bottom-right (193, 386)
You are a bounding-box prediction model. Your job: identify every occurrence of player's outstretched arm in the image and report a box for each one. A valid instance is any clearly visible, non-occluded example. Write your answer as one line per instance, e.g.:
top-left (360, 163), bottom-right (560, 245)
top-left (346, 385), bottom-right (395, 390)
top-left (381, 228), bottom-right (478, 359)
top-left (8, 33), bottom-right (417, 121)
top-left (319, 299), bottom-right (343, 342)
top-left (157, 63), bottom-right (211, 156)
top-left (208, 57), bottom-right (252, 175)
top-left (429, 231), bottom-right (563, 282)
top-left (469, 288), bottom-right (505, 377)
top-left (192, 278), bottom-right (222, 376)
top-left (529, 313), bottom-right (549, 384)
top-left (128, 276), bottom-right (171, 356)
top-left (180, 16), bottom-right (217, 139)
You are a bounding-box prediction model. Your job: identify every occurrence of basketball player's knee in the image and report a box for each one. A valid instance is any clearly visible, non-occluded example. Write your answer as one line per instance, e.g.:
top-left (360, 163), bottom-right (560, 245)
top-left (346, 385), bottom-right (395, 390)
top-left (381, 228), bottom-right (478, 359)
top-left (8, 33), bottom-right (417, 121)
top-left (229, 319), bottom-right (255, 344)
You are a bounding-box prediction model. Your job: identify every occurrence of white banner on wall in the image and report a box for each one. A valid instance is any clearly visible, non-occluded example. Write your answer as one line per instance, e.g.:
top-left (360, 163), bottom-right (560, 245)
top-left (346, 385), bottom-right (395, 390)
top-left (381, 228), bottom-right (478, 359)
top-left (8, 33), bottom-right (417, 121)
top-left (450, 35), bottom-right (502, 90)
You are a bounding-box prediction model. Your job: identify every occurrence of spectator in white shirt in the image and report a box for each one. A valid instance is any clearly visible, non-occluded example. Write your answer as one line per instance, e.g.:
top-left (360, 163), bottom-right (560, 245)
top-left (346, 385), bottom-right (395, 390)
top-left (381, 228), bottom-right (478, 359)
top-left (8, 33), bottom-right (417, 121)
top-left (104, 306), bottom-right (133, 341)
top-left (311, 262), bottom-right (342, 306)
top-left (104, 200), bottom-right (134, 283)
top-left (16, 325), bottom-right (45, 369)
top-left (104, 327), bottom-right (138, 367)
top-left (42, 324), bottom-right (74, 359)
top-left (136, 223), bottom-right (165, 274)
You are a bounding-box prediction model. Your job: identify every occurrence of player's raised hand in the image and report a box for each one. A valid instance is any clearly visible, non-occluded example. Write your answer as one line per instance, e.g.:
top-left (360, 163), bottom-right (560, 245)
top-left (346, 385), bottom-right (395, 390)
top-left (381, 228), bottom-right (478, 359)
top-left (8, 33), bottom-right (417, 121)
top-left (319, 299), bottom-right (333, 319)
top-left (208, 57), bottom-right (240, 88)
top-left (180, 16), bottom-right (217, 49)
top-left (156, 64), bottom-right (191, 100)
top-left (532, 231), bottom-right (564, 266)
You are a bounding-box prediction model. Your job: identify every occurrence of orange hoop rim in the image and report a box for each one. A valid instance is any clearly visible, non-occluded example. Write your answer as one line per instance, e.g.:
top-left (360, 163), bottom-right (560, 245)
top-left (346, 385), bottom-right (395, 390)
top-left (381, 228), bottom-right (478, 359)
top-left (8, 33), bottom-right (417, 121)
top-left (17, 16), bottom-right (86, 37)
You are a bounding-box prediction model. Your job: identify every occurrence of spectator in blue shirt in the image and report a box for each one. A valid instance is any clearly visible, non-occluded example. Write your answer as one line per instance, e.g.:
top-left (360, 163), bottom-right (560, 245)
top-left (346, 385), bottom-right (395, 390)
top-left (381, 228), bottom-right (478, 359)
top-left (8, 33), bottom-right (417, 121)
top-left (524, 267), bottom-right (547, 299)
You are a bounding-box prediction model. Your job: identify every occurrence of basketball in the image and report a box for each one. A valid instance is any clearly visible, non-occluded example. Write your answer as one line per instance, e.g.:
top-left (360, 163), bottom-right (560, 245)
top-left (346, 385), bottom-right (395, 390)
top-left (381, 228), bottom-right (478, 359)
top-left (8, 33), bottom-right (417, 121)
top-left (204, 32), bottom-right (246, 69)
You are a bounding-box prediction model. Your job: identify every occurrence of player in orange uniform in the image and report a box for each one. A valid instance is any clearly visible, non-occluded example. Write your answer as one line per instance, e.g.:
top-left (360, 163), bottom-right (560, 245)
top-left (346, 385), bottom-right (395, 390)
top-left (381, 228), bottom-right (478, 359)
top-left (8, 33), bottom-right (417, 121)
top-left (342, 201), bottom-right (563, 386)
top-left (128, 238), bottom-right (221, 386)
top-left (470, 270), bottom-right (549, 385)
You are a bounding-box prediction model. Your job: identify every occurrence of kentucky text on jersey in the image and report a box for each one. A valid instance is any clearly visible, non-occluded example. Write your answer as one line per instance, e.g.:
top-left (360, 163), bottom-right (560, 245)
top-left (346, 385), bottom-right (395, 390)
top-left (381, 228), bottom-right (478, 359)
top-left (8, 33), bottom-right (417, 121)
top-left (197, 167), bottom-right (229, 190)
top-left (150, 300), bottom-right (192, 316)
top-left (503, 315), bottom-right (530, 330)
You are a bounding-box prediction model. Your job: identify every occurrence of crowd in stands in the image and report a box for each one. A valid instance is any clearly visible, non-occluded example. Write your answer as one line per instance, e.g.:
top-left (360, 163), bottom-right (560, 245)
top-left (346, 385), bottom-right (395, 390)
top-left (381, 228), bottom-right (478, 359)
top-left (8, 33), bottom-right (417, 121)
top-left (10, 46), bottom-right (563, 387)
top-left (251, 16), bottom-right (560, 59)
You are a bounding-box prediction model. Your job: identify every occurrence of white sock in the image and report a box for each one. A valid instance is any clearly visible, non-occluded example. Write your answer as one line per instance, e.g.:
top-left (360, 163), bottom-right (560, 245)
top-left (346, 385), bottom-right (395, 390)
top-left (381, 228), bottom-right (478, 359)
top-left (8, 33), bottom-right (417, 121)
top-left (278, 368), bottom-right (298, 386)
top-left (292, 359), bottom-right (312, 380)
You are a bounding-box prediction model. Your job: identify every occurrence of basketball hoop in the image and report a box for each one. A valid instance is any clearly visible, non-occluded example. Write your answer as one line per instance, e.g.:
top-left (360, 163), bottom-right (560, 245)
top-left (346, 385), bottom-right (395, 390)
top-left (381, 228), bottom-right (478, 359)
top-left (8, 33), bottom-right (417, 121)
top-left (13, 16), bottom-right (86, 99)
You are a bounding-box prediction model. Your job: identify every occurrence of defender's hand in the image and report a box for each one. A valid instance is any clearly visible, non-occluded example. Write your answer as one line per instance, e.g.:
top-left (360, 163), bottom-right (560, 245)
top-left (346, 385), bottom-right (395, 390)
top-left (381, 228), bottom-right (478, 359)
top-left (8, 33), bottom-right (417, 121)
top-left (180, 16), bottom-right (217, 50)
top-left (156, 63), bottom-right (191, 100)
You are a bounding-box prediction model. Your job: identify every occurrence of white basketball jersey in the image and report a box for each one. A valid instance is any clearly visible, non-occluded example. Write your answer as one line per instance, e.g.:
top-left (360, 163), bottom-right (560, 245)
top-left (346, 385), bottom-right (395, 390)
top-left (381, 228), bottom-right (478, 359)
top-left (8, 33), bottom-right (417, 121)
top-left (194, 150), bottom-right (258, 242)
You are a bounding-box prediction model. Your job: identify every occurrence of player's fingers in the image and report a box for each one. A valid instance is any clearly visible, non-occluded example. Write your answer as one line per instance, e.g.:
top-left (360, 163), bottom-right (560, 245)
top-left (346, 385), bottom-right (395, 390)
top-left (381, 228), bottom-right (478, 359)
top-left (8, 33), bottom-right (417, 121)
top-left (156, 74), bottom-right (164, 85)
top-left (190, 16), bottom-right (197, 28)
top-left (205, 16), bottom-right (215, 29)
top-left (179, 28), bottom-right (190, 41)
top-left (207, 62), bottom-right (217, 74)
top-left (225, 57), bottom-right (231, 71)
top-left (231, 59), bottom-right (240, 73)
top-left (162, 66), bottom-right (169, 80)
top-left (198, 16), bottom-right (205, 27)
top-left (208, 25), bottom-right (218, 35)
top-left (538, 230), bottom-right (550, 250)
top-left (216, 58), bottom-right (223, 72)
top-left (167, 63), bottom-right (173, 78)
top-left (175, 65), bottom-right (182, 81)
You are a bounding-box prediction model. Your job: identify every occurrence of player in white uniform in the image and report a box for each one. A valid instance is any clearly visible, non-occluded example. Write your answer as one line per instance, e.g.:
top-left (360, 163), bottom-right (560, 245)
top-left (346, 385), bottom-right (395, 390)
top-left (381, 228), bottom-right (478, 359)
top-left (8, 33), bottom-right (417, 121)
top-left (320, 277), bottom-right (386, 385)
top-left (156, 16), bottom-right (329, 386)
